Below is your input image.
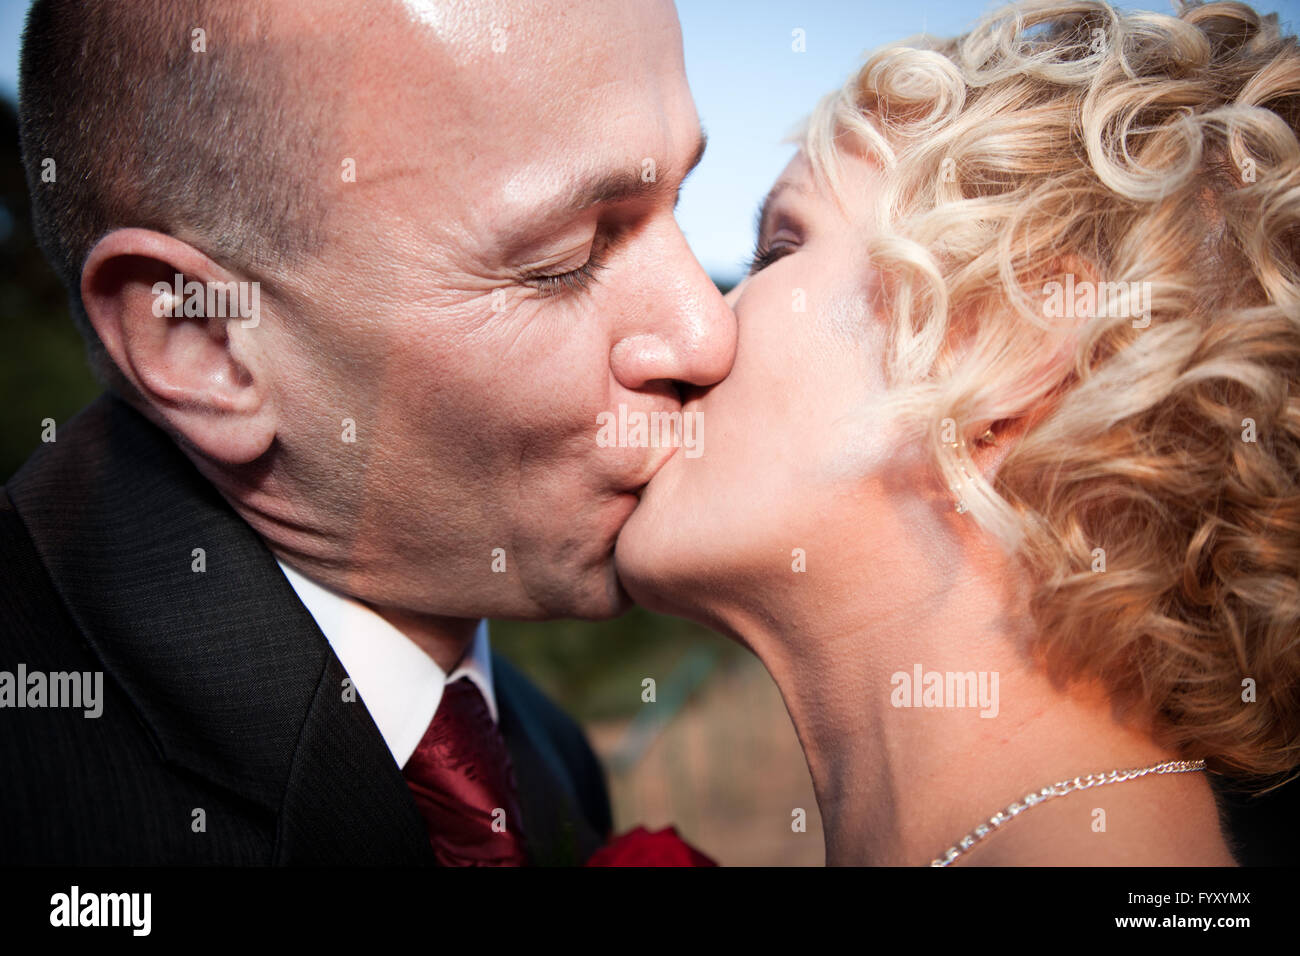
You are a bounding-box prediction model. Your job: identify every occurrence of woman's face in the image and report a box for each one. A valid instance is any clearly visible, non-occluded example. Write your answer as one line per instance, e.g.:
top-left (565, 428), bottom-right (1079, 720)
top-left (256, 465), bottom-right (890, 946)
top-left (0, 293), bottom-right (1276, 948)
top-left (617, 149), bottom-right (941, 624)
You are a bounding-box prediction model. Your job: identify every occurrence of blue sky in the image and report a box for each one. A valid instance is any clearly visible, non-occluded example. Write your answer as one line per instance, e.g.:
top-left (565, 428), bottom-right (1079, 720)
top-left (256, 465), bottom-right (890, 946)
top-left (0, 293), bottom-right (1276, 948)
top-left (4, 0), bottom-right (1298, 281)
top-left (673, 0), bottom-right (1298, 279)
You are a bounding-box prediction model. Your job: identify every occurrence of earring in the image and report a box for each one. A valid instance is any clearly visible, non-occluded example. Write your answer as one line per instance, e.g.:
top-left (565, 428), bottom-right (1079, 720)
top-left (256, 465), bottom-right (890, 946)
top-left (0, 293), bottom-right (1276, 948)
top-left (949, 465), bottom-right (975, 514)
top-left (941, 426), bottom-right (987, 515)
top-left (944, 433), bottom-right (974, 514)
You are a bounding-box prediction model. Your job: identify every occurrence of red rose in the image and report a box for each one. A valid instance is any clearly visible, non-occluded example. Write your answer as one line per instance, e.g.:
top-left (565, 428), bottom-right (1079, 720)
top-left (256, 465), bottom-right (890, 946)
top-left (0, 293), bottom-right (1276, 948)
top-left (586, 826), bottom-right (718, 867)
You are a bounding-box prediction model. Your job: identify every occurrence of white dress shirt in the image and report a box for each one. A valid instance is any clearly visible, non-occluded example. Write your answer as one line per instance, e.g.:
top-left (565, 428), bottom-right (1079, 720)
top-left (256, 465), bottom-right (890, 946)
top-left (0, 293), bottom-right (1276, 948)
top-left (276, 559), bottom-right (498, 769)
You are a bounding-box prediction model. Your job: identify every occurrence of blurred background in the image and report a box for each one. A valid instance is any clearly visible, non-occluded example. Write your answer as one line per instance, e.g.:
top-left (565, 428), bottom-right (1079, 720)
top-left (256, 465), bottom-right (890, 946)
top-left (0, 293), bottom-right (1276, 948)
top-left (1, 0), bottom-right (1294, 865)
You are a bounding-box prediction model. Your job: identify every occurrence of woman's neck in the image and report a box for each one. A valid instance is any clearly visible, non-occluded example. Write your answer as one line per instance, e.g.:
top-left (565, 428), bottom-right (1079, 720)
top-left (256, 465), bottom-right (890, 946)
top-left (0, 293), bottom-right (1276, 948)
top-left (709, 515), bottom-right (1229, 866)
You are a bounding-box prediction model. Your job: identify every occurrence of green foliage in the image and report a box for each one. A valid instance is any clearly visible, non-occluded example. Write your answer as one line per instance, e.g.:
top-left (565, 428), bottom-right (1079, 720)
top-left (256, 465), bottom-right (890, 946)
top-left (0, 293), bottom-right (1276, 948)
top-left (490, 608), bottom-right (745, 723)
top-left (0, 97), bottom-right (100, 482)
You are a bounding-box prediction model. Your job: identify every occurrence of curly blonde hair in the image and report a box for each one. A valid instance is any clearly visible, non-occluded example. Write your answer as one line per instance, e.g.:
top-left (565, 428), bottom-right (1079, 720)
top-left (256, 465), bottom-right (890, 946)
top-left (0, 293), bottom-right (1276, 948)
top-left (806, 0), bottom-right (1300, 779)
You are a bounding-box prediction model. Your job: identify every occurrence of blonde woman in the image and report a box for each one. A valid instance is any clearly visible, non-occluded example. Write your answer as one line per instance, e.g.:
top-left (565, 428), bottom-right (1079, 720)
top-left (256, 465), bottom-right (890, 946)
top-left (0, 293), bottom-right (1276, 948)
top-left (617, 0), bottom-right (1300, 865)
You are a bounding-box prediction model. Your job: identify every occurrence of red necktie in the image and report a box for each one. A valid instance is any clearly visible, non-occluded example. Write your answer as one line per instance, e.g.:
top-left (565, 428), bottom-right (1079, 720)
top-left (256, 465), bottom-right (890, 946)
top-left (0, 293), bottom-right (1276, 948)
top-left (402, 677), bottom-right (529, 866)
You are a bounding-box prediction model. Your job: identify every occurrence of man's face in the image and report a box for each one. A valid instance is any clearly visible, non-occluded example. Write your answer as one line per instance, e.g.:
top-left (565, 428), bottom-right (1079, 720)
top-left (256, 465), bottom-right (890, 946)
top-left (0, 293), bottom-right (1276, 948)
top-left (257, 0), bottom-right (734, 620)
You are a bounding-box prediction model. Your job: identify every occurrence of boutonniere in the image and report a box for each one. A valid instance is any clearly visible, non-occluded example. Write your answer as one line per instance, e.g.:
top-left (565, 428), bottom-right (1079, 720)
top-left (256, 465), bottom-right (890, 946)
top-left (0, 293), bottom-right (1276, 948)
top-left (586, 826), bottom-right (717, 867)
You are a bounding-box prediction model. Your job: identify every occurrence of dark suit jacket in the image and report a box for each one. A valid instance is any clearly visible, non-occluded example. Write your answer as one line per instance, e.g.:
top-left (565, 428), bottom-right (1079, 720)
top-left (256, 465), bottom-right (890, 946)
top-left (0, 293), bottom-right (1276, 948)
top-left (0, 394), bottom-right (612, 865)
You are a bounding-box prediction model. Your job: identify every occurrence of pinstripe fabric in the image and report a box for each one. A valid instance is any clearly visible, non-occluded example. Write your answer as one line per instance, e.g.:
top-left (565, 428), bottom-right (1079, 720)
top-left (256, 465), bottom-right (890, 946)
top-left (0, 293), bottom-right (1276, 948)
top-left (0, 393), bottom-right (610, 865)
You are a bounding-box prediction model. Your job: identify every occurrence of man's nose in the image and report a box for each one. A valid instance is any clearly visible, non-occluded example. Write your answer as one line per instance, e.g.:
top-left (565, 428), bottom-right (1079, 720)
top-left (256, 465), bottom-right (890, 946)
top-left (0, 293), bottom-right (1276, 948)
top-left (609, 226), bottom-right (737, 392)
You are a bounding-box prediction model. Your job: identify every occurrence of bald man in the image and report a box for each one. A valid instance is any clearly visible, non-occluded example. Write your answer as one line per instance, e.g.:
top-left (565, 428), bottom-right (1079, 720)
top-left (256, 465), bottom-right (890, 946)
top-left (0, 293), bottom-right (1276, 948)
top-left (2, 0), bottom-right (735, 864)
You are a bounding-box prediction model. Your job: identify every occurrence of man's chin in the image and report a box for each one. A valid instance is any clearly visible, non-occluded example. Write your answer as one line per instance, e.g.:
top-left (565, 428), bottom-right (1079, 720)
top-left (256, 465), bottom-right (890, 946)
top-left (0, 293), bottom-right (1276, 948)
top-left (586, 563), bottom-right (636, 620)
top-left (506, 561), bottom-right (633, 622)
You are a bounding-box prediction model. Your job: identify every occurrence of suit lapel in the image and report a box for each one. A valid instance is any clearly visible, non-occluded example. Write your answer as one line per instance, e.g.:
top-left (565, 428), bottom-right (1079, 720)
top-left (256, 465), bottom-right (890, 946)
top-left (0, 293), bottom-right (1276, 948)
top-left (495, 657), bottom-right (604, 865)
top-left (274, 652), bottom-right (433, 863)
top-left (7, 394), bottom-right (430, 862)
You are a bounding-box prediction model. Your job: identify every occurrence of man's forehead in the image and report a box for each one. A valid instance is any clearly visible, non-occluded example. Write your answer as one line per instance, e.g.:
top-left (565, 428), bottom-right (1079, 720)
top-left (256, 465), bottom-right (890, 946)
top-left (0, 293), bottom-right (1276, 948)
top-left (391, 0), bottom-right (680, 68)
top-left (320, 0), bottom-right (688, 142)
top-left (300, 0), bottom-right (695, 249)
top-left (275, 0), bottom-right (681, 93)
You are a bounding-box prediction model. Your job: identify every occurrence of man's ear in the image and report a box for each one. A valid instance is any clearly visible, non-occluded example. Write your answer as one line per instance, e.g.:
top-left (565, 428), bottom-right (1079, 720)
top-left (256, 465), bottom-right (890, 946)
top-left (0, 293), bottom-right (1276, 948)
top-left (80, 228), bottom-right (276, 465)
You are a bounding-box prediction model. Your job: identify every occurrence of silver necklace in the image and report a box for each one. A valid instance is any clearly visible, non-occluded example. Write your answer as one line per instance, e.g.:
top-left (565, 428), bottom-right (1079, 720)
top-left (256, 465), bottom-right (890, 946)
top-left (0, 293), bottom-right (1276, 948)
top-left (931, 758), bottom-right (1208, 866)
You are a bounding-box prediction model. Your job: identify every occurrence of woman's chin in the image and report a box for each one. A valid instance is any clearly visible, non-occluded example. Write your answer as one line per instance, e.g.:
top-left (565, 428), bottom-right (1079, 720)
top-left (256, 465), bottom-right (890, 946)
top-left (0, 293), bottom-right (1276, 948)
top-left (614, 457), bottom-right (781, 629)
top-left (613, 501), bottom-right (684, 616)
top-left (614, 477), bottom-right (720, 623)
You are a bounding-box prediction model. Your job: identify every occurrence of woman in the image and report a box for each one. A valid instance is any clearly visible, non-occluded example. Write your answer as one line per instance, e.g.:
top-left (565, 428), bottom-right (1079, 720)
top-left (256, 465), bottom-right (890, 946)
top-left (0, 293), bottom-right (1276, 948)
top-left (617, 0), bottom-right (1300, 865)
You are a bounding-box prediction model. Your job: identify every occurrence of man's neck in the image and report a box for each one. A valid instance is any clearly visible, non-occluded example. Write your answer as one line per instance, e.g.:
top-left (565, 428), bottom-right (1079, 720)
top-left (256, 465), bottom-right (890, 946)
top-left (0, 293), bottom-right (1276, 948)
top-left (191, 451), bottom-right (472, 669)
top-left (368, 604), bottom-right (480, 673)
top-left (272, 549), bottom-right (479, 673)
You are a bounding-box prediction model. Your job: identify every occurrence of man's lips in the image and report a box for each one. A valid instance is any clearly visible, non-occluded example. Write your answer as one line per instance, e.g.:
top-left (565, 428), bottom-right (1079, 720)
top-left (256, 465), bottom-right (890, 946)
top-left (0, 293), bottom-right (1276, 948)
top-left (614, 481), bottom-right (647, 501)
top-left (616, 447), bottom-right (679, 498)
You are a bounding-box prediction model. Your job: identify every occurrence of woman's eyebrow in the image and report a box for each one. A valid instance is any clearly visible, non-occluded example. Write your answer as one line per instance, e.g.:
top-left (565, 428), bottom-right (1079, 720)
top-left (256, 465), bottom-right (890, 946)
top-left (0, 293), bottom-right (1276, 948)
top-left (754, 179), bottom-right (809, 238)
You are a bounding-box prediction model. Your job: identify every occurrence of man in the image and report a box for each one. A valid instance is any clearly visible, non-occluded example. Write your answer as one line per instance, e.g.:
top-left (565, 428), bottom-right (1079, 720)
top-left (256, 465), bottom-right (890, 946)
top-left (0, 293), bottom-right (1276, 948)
top-left (1, 0), bottom-right (735, 865)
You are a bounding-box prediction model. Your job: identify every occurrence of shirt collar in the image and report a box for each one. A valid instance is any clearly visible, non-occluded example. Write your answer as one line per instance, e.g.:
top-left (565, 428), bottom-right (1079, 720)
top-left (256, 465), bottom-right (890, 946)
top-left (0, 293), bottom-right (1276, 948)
top-left (275, 559), bottom-right (497, 769)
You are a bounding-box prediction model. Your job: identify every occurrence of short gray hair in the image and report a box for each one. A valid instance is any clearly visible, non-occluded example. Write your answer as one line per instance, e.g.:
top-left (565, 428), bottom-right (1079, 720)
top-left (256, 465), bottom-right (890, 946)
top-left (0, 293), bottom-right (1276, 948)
top-left (18, 0), bottom-right (326, 385)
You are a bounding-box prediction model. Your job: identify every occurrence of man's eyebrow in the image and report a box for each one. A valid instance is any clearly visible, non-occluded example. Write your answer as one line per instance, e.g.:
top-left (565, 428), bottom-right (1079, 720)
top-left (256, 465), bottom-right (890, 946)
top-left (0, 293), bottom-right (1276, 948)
top-left (567, 129), bottom-right (708, 211)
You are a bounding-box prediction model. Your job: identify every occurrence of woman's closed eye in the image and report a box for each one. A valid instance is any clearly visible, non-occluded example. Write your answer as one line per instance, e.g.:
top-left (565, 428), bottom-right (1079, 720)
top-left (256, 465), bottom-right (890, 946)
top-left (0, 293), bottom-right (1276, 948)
top-left (745, 202), bottom-right (805, 276)
top-left (745, 239), bottom-right (800, 275)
